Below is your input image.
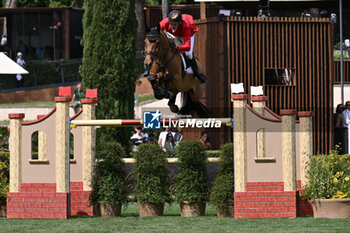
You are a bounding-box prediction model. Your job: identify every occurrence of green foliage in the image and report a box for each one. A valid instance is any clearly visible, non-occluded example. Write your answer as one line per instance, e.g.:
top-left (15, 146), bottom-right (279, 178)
top-left (17, 0), bottom-right (82, 7)
top-left (303, 149), bottom-right (350, 200)
top-left (175, 141), bottom-right (209, 202)
top-left (145, 0), bottom-right (194, 5)
top-left (18, 0), bottom-right (50, 7)
top-left (0, 127), bottom-right (9, 151)
top-left (206, 150), bottom-right (220, 157)
top-left (133, 144), bottom-right (171, 204)
top-left (0, 152), bottom-right (9, 164)
top-left (81, 0), bottom-right (137, 151)
top-left (0, 161), bottom-right (9, 205)
top-left (210, 143), bottom-right (234, 211)
top-left (0, 152), bottom-right (9, 205)
top-left (90, 142), bottom-right (128, 206)
top-left (49, 0), bottom-right (78, 7)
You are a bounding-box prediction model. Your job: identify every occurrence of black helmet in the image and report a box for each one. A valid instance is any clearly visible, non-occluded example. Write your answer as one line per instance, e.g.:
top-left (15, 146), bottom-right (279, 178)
top-left (168, 10), bottom-right (182, 24)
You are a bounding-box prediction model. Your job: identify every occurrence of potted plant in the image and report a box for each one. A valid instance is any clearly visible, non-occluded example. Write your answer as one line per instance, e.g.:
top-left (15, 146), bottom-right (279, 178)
top-left (134, 144), bottom-right (171, 217)
top-left (303, 149), bottom-right (350, 218)
top-left (90, 142), bottom-right (128, 217)
top-left (175, 141), bottom-right (209, 217)
top-left (210, 143), bottom-right (234, 217)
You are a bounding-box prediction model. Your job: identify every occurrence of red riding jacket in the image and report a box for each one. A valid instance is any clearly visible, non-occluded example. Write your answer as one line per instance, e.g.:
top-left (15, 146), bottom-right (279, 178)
top-left (159, 14), bottom-right (198, 52)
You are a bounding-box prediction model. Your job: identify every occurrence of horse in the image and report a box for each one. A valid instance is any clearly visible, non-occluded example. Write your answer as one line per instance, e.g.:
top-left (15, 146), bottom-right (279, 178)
top-left (144, 27), bottom-right (210, 117)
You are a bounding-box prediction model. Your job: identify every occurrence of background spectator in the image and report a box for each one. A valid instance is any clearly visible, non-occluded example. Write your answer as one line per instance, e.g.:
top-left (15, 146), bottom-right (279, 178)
top-left (200, 130), bottom-right (211, 150)
top-left (16, 52), bottom-right (25, 87)
top-left (335, 104), bottom-right (345, 128)
top-left (174, 127), bottom-right (184, 146)
top-left (164, 132), bottom-right (176, 151)
top-left (70, 83), bottom-right (84, 114)
top-left (147, 133), bottom-right (156, 144)
top-left (158, 127), bottom-right (175, 147)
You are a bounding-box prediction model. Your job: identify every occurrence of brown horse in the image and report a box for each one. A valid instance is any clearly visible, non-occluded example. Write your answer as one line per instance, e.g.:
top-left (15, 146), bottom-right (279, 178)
top-left (144, 27), bottom-right (207, 115)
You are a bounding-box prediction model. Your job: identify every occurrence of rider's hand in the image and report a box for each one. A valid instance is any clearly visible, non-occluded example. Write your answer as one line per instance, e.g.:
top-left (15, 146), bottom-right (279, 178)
top-left (169, 40), bottom-right (178, 50)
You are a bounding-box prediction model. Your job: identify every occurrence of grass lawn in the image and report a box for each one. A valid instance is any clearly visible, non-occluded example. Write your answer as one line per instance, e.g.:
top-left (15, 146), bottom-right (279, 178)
top-left (0, 101), bottom-right (55, 107)
top-left (135, 94), bottom-right (155, 104)
top-left (1, 203), bottom-right (350, 233)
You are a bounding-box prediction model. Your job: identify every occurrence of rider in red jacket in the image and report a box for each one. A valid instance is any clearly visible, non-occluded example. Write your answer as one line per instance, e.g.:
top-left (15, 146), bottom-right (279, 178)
top-left (160, 10), bottom-right (208, 83)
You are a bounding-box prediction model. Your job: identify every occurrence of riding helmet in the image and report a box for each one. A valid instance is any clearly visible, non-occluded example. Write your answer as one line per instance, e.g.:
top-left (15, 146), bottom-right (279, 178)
top-left (168, 10), bottom-right (182, 24)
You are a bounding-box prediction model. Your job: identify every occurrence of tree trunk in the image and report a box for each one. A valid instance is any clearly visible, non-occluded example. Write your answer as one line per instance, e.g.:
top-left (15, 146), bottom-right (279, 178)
top-left (5, 0), bottom-right (18, 8)
top-left (161, 0), bottom-right (169, 19)
top-left (135, 0), bottom-right (145, 52)
top-left (3, 0), bottom-right (18, 36)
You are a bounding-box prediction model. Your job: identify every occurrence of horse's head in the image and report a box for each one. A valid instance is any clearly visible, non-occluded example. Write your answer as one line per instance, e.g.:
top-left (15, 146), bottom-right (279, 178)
top-left (144, 27), bottom-right (169, 71)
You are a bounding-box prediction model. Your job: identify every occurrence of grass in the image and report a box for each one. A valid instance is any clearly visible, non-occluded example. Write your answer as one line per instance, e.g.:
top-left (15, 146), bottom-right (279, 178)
top-left (1, 203), bottom-right (350, 232)
top-left (0, 101), bottom-right (55, 107)
top-left (136, 94), bottom-right (156, 105)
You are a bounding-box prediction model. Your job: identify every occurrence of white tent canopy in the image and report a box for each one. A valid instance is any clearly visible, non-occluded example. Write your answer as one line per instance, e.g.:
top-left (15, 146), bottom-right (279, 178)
top-left (0, 52), bottom-right (29, 74)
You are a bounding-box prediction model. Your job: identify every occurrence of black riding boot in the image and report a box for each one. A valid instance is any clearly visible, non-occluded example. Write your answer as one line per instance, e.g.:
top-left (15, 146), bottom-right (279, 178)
top-left (188, 56), bottom-right (208, 83)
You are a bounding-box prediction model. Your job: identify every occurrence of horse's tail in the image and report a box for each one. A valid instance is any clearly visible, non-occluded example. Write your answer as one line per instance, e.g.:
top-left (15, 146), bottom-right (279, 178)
top-left (179, 92), bottom-right (213, 118)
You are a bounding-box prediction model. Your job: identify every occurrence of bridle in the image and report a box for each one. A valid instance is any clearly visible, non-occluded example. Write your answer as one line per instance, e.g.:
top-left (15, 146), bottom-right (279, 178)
top-left (145, 33), bottom-right (177, 73)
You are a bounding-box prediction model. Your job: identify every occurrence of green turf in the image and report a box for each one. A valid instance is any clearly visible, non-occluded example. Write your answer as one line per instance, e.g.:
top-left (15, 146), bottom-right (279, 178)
top-left (135, 94), bottom-right (156, 104)
top-left (0, 101), bottom-right (55, 107)
top-left (1, 203), bottom-right (350, 233)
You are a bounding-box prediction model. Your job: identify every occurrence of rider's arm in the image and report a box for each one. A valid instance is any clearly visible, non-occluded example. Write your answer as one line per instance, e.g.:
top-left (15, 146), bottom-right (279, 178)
top-left (177, 36), bottom-right (191, 52)
top-left (159, 18), bottom-right (169, 31)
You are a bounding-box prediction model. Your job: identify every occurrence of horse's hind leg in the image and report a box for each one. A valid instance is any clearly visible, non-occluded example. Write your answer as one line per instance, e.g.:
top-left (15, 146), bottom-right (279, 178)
top-left (168, 91), bottom-right (179, 113)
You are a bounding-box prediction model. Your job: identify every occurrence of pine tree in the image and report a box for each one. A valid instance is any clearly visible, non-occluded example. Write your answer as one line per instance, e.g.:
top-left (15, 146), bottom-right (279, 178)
top-left (81, 0), bottom-right (137, 151)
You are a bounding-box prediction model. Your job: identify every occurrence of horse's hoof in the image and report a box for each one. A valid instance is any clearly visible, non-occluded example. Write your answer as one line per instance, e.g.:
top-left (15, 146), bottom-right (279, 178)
top-left (154, 91), bottom-right (164, 100)
top-left (164, 92), bottom-right (170, 98)
top-left (169, 105), bottom-right (179, 113)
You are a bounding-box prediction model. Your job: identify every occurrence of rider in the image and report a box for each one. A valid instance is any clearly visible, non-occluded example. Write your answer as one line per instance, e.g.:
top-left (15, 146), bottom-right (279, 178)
top-left (159, 10), bottom-right (208, 83)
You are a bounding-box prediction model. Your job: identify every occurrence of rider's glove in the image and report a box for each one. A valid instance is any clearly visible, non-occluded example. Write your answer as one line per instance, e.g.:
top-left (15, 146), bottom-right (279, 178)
top-left (169, 40), bottom-right (178, 50)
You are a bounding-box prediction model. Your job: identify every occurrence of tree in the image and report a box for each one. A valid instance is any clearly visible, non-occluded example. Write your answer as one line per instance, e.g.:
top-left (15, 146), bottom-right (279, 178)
top-left (80, 0), bottom-right (137, 151)
top-left (135, 0), bottom-right (145, 51)
top-left (161, 0), bottom-right (168, 19)
top-left (5, 0), bottom-right (18, 8)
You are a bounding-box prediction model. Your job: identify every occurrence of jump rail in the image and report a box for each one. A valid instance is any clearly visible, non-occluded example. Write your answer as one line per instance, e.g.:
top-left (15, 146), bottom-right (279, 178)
top-left (70, 118), bottom-right (233, 127)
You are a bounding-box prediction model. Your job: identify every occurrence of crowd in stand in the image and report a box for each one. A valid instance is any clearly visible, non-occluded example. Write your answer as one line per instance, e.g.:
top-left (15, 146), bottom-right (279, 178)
top-left (334, 101), bottom-right (350, 154)
top-left (130, 126), bottom-right (211, 152)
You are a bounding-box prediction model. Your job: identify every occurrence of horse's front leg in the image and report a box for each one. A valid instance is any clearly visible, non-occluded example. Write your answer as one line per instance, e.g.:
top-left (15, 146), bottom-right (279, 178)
top-left (168, 91), bottom-right (179, 113)
top-left (162, 73), bottom-right (173, 99)
top-left (148, 71), bottom-right (164, 100)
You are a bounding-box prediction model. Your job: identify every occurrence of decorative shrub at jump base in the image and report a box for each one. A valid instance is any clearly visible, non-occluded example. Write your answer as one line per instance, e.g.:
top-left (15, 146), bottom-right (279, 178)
top-left (90, 142), bottom-right (128, 216)
top-left (134, 144), bottom-right (171, 207)
top-left (175, 141), bottom-right (209, 202)
top-left (210, 143), bottom-right (234, 216)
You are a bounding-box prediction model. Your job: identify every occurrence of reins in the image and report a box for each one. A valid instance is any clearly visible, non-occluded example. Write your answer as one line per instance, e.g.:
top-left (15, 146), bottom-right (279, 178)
top-left (146, 32), bottom-right (177, 73)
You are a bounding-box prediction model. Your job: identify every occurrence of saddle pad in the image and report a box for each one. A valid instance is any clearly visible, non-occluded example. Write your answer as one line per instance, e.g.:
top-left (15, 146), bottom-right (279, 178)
top-left (180, 53), bottom-right (194, 74)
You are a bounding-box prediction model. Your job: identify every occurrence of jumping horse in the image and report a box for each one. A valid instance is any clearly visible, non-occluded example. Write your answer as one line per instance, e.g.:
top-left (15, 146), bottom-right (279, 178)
top-left (143, 27), bottom-right (210, 117)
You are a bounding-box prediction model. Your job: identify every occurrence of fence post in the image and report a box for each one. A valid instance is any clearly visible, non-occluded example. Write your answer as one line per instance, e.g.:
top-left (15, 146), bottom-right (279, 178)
top-left (298, 111), bottom-right (313, 187)
top-left (281, 109), bottom-right (297, 191)
top-left (55, 96), bottom-right (70, 192)
top-left (232, 94), bottom-right (248, 192)
top-left (81, 99), bottom-right (97, 191)
top-left (8, 113), bottom-right (25, 192)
